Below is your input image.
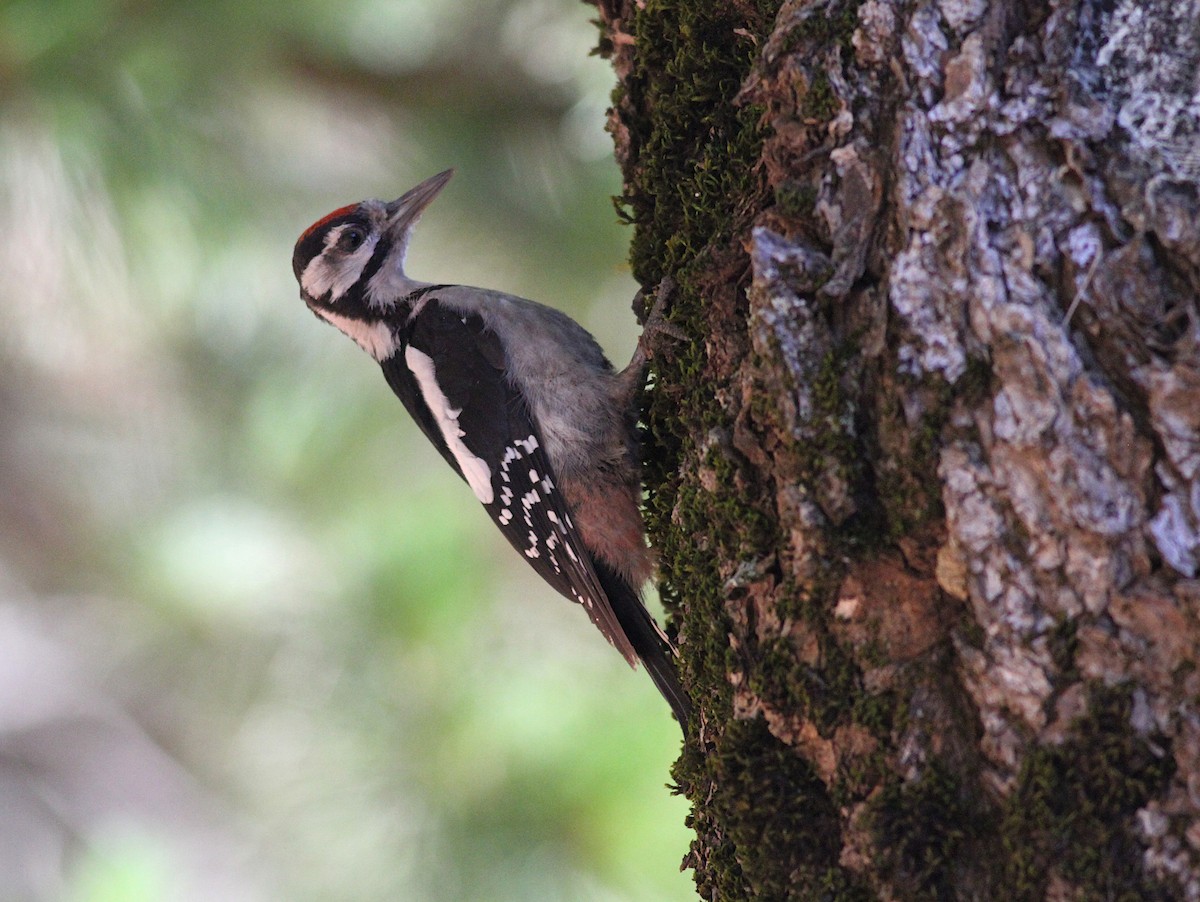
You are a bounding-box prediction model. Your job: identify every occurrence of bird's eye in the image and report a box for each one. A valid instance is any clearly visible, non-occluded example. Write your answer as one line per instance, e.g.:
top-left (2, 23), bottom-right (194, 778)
top-left (340, 227), bottom-right (366, 251)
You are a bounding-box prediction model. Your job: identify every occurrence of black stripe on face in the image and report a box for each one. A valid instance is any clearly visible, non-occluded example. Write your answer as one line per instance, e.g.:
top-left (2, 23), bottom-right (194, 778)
top-left (356, 233), bottom-right (393, 292)
top-left (292, 211), bottom-right (365, 282)
top-left (319, 231), bottom-right (394, 312)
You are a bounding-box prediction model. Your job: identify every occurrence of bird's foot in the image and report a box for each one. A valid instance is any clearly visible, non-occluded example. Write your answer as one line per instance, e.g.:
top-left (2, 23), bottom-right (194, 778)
top-left (635, 277), bottom-right (685, 356)
top-left (619, 277), bottom-right (684, 405)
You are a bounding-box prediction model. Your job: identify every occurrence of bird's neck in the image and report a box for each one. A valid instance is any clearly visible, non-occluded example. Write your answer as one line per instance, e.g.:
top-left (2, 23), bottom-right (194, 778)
top-left (366, 258), bottom-right (430, 313)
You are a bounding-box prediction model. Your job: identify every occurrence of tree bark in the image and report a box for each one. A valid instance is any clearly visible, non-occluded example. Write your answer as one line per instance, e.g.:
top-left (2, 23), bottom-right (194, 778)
top-left (592, 0), bottom-right (1200, 898)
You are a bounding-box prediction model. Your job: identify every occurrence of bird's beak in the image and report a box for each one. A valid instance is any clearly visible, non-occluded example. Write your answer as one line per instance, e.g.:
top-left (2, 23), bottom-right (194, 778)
top-left (385, 169), bottom-right (454, 235)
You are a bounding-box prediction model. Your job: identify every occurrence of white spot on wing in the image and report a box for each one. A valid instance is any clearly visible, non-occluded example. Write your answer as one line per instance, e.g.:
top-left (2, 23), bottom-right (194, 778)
top-left (311, 308), bottom-right (397, 361)
top-left (525, 531), bottom-right (540, 558)
top-left (405, 346), bottom-right (495, 504)
top-left (496, 434), bottom-right (572, 562)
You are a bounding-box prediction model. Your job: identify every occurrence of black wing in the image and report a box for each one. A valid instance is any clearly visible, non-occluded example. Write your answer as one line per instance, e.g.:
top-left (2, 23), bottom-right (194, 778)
top-left (379, 298), bottom-right (639, 665)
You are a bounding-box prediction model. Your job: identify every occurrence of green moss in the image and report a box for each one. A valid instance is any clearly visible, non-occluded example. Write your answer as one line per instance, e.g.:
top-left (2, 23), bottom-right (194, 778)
top-left (868, 683), bottom-right (1175, 900)
top-left (749, 623), bottom-right (891, 742)
top-left (702, 446), bottom-right (777, 549)
top-left (1000, 684), bottom-right (1176, 900)
top-left (677, 718), bottom-right (873, 901)
top-left (612, 0), bottom-right (906, 896)
top-left (618, 0), bottom-right (779, 723)
top-left (877, 412), bottom-right (939, 539)
top-left (1047, 616), bottom-right (1079, 680)
top-left (813, 346), bottom-right (862, 482)
top-left (870, 761), bottom-right (988, 900)
top-left (773, 180), bottom-right (818, 219)
top-left (776, 0), bottom-right (861, 56)
top-left (652, 454), bottom-right (768, 715)
top-left (748, 325), bottom-right (873, 551)
top-left (609, 1), bottom-right (1177, 898)
top-left (618, 2), bottom-right (770, 285)
top-left (871, 355), bottom-right (989, 542)
top-left (801, 69), bottom-right (838, 121)
top-left (794, 342), bottom-right (890, 552)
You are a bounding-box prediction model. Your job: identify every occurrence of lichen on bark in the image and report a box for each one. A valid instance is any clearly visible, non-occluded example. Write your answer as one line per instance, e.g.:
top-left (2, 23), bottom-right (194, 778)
top-left (593, 0), bottom-right (1200, 897)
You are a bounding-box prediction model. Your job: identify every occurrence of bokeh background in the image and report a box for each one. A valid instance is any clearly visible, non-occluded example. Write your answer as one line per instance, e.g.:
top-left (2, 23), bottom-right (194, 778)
top-left (0, 1), bottom-right (692, 899)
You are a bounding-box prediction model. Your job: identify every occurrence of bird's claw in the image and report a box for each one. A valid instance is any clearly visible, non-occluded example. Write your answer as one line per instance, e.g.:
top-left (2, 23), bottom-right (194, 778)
top-left (637, 277), bottom-right (685, 360)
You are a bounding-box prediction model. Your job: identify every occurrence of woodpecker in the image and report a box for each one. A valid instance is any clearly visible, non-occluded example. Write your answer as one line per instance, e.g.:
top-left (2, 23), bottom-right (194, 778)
top-left (292, 169), bottom-right (691, 730)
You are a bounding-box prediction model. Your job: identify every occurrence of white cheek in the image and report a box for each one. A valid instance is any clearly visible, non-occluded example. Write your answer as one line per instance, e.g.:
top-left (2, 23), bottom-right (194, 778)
top-left (405, 346), bottom-right (494, 504)
top-left (300, 230), bottom-right (380, 302)
top-left (312, 308), bottom-right (397, 362)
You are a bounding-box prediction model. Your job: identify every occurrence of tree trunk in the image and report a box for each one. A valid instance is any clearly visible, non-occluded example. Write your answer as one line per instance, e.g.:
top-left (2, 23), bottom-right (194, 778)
top-left (592, 0), bottom-right (1200, 898)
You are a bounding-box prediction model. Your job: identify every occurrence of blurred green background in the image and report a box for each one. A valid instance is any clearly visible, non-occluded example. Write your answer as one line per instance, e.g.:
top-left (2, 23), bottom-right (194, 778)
top-left (0, 1), bottom-right (692, 899)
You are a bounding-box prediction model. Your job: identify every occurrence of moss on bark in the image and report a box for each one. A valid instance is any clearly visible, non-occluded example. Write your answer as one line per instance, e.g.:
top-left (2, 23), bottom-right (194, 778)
top-left (594, 0), bottom-right (1200, 897)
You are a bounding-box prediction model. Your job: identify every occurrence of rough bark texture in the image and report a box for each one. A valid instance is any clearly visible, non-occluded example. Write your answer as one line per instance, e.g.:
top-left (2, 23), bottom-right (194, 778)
top-left (592, 0), bottom-right (1200, 898)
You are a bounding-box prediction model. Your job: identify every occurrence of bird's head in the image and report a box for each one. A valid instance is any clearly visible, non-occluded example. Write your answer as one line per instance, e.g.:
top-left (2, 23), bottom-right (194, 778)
top-left (292, 169), bottom-right (453, 319)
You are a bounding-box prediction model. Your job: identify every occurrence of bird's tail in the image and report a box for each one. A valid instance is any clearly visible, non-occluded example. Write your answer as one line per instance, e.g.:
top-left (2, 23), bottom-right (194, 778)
top-left (593, 559), bottom-right (693, 733)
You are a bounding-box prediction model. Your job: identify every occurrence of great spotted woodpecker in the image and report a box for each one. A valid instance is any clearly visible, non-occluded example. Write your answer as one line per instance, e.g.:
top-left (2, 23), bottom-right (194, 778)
top-left (292, 170), bottom-right (690, 730)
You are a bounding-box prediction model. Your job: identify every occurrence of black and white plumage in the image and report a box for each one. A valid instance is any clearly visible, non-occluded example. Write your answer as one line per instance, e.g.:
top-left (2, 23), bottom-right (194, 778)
top-left (292, 170), bottom-right (691, 729)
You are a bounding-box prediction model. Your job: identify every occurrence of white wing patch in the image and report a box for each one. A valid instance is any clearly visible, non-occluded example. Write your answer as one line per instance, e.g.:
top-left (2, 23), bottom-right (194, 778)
top-left (312, 307), bottom-right (397, 362)
top-left (301, 225), bottom-right (380, 302)
top-left (405, 346), bottom-right (495, 504)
